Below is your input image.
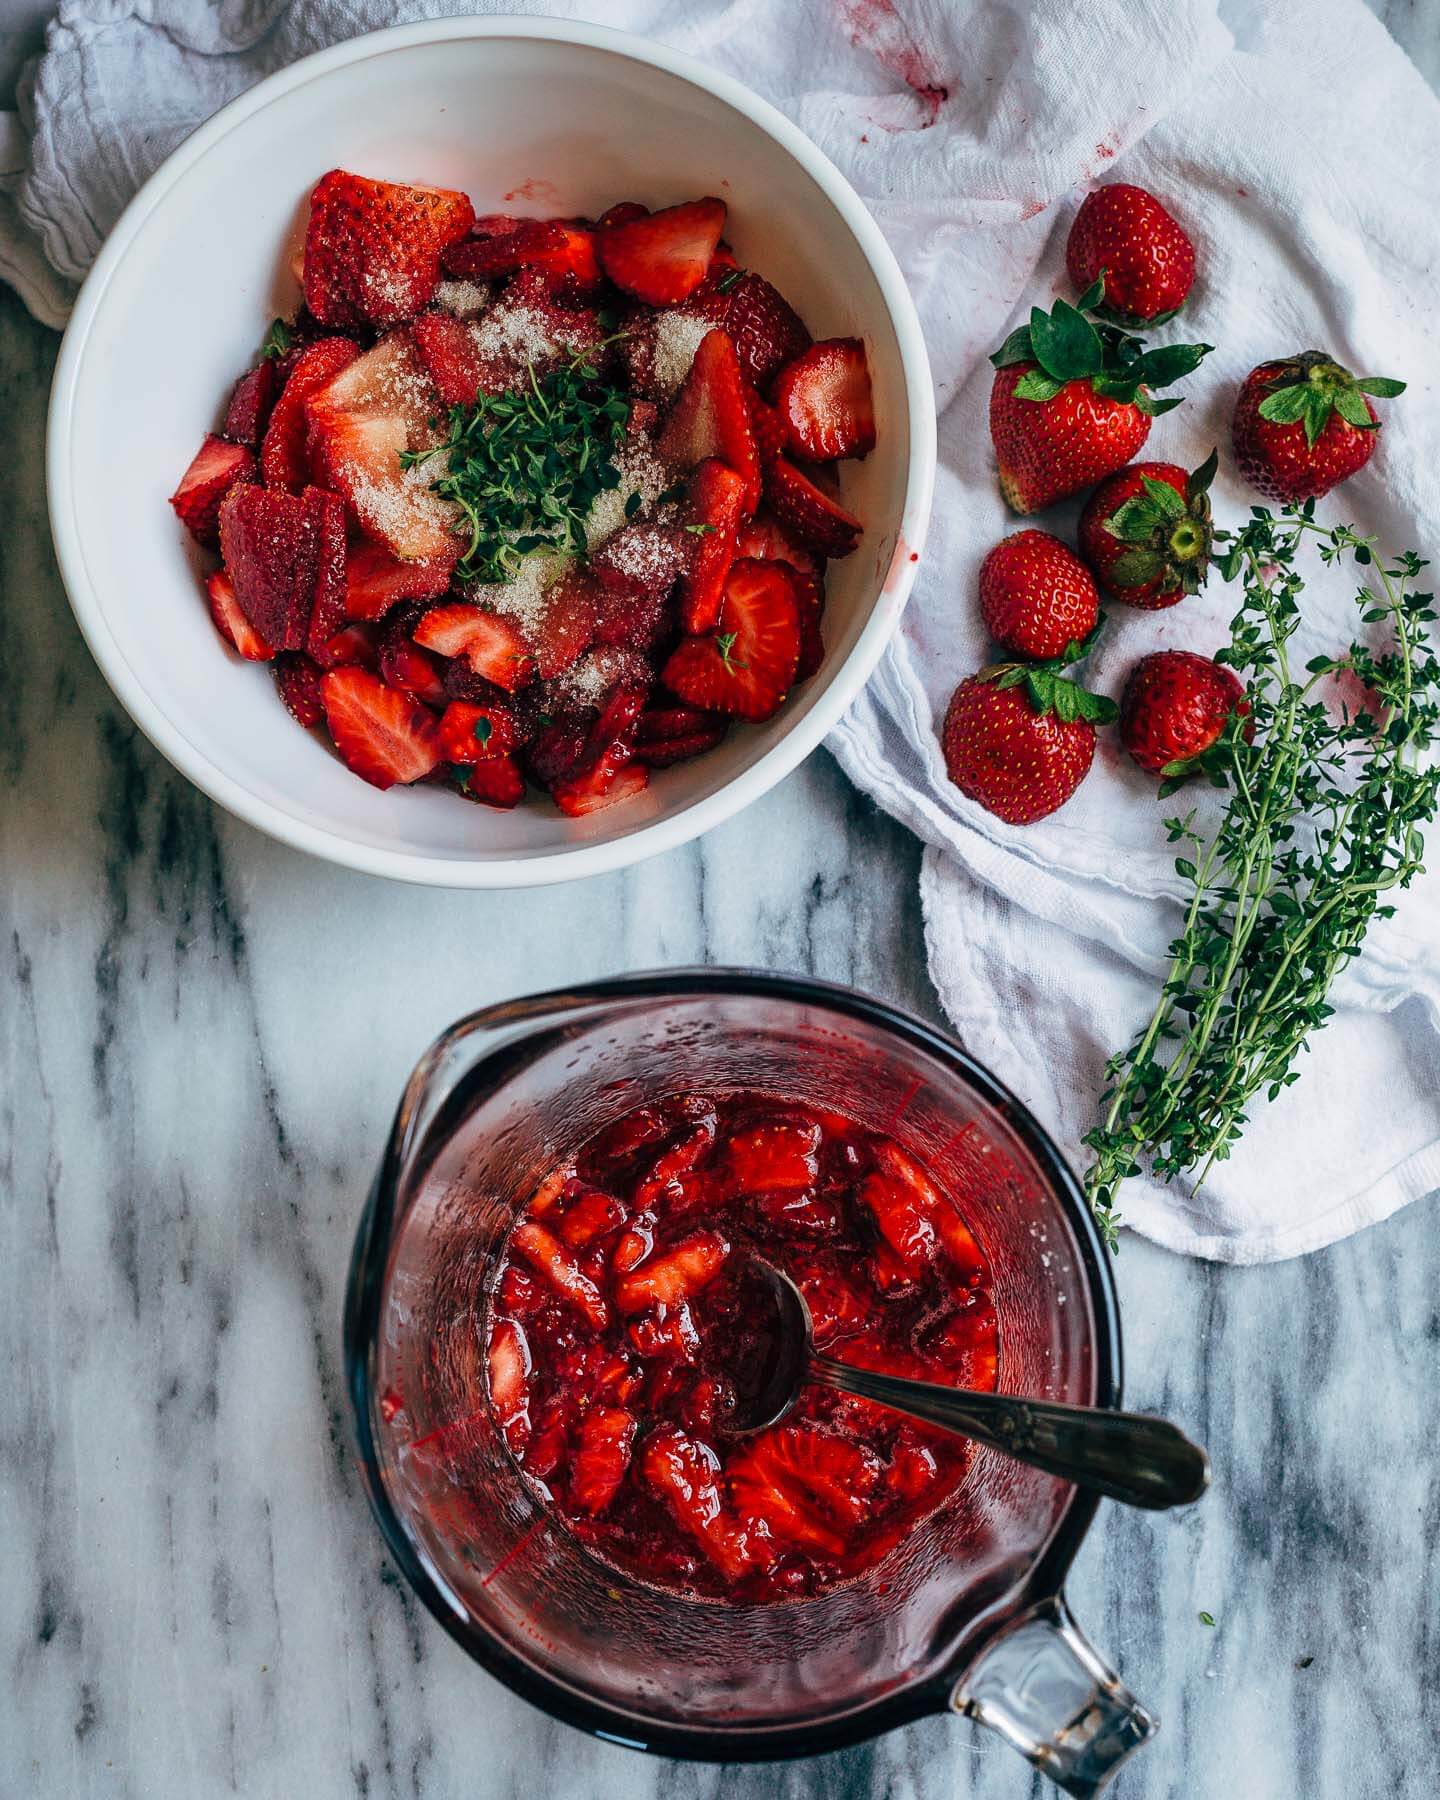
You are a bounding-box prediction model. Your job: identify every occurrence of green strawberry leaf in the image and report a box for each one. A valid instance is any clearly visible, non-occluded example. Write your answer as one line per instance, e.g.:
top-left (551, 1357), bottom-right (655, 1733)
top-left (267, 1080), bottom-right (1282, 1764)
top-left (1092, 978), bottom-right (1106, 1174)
top-left (990, 323), bottom-right (1036, 368)
top-left (1187, 446), bottom-right (1219, 499)
top-left (1091, 373), bottom-right (1142, 405)
top-left (1074, 272), bottom-right (1107, 313)
top-left (1137, 341), bottom-right (1213, 387)
top-left (1302, 389), bottom-right (1333, 446)
top-left (1105, 495), bottom-right (1161, 543)
top-left (1013, 370), bottom-right (1066, 403)
top-left (1134, 393), bottom-right (1184, 418)
top-left (1332, 387), bottom-right (1379, 430)
top-left (261, 317), bottom-right (292, 360)
top-left (1109, 548), bottom-right (1166, 586)
top-left (1028, 297), bottom-right (1104, 382)
top-left (1074, 687), bottom-right (1119, 724)
top-left (1355, 375), bottom-right (1405, 397)
top-left (1257, 384), bottom-right (1313, 425)
top-left (1141, 475), bottom-right (1187, 517)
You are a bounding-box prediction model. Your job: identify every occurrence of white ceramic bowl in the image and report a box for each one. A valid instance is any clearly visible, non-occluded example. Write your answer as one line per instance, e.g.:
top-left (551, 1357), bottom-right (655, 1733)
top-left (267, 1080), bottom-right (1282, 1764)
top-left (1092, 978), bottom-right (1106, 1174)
top-left (49, 17), bottom-right (934, 888)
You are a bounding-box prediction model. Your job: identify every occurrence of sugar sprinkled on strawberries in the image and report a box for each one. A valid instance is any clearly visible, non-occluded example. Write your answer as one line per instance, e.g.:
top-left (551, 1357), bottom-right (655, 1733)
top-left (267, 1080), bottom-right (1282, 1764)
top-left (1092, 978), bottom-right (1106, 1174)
top-left (433, 279), bottom-right (490, 317)
top-left (584, 438), bottom-right (677, 551)
top-left (652, 311), bottom-right (711, 394)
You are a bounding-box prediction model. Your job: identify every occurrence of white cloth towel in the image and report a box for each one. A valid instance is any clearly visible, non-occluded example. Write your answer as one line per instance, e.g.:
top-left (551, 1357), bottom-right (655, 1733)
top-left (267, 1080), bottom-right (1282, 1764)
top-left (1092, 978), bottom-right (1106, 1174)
top-left (6, 0), bottom-right (1438, 1261)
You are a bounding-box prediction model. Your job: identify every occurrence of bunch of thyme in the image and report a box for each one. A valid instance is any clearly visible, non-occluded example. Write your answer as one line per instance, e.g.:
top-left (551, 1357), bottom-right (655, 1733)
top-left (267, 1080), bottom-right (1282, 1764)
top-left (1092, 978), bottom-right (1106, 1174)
top-left (404, 346), bottom-right (631, 584)
top-left (1084, 504), bottom-right (1440, 1249)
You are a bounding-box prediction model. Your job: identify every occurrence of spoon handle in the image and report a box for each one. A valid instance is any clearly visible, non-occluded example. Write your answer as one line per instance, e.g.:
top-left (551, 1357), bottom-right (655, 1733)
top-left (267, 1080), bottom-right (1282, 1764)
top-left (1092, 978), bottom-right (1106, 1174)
top-left (810, 1356), bottom-right (1209, 1511)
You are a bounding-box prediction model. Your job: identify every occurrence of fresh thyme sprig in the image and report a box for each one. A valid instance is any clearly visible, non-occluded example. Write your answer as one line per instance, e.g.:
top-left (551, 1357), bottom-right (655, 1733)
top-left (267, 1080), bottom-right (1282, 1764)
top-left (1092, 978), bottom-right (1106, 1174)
top-left (403, 345), bottom-right (631, 584)
top-left (1084, 503), bottom-right (1440, 1250)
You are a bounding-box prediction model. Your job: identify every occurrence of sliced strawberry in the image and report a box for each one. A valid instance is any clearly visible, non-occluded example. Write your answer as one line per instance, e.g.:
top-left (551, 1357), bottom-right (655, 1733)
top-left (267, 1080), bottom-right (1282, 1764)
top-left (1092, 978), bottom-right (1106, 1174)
top-left (676, 459), bottom-right (745, 633)
top-left (791, 566), bottom-right (826, 682)
top-left (615, 1229), bottom-right (729, 1315)
top-left (321, 622), bottom-right (379, 671)
top-left (725, 1118), bottom-right (821, 1192)
top-left (305, 332), bottom-right (456, 559)
top-left (657, 329), bottom-right (759, 512)
top-left (443, 219), bottom-right (601, 293)
top-left (303, 486), bottom-right (349, 664)
top-left (510, 1220), bottom-right (608, 1329)
top-left (273, 651), bottom-right (324, 724)
top-left (692, 270), bottom-right (811, 388)
top-left (414, 604), bottom-right (534, 690)
top-left (631, 1115), bottom-right (718, 1212)
top-left (259, 337), bottom-right (359, 492)
top-left (734, 508), bottom-right (823, 575)
top-left (661, 557), bottom-right (801, 722)
top-left (218, 482), bottom-right (327, 652)
top-left (550, 743), bottom-right (649, 817)
top-left (569, 1407), bottom-right (637, 1515)
top-left (631, 1303), bottom-right (702, 1363)
top-left (378, 616), bottom-right (447, 705)
top-left (709, 240), bottom-right (740, 274)
top-left (222, 361), bottom-right (278, 449)
top-left (457, 754), bottom-right (526, 809)
top-left (170, 435), bottom-right (255, 547)
top-left (765, 456), bottom-right (862, 558)
top-left (598, 198), bottom-right (726, 306)
top-left (633, 705), bottom-right (728, 746)
top-left (343, 538), bottom-right (457, 622)
top-left (319, 665), bottom-right (442, 790)
top-left (793, 1260), bottom-right (869, 1347)
top-left (303, 169), bottom-right (475, 329)
top-left (872, 1141), bottom-right (985, 1281)
top-left (436, 699), bottom-right (517, 764)
top-left (728, 1458), bottom-right (844, 1557)
top-left (521, 565), bottom-right (597, 678)
top-left (590, 523), bottom-right (688, 620)
top-left (487, 1317), bottom-right (531, 1453)
top-left (774, 338), bottom-right (875, 462)
top-left (597, 200), bottom-right (649, 229)
top-left (733, 1425), bottom-right (881, 1552)
top-left (410, 308), bottom-right (486, 408)
top-left (744, 384), bottom-right (788, 466)
top-left (205, 569), bottom-right (272, 660)
top-left (640, 1428), bottom-right (770, 1579)
top-left (857, 1167), bottom-right (937, 1278)
top-left (557, 1185), bottom-right (627, 1248)
top-left (633, 726), bottom-right (728, 767)
top-left (524, 1394), bottom-right (572, 1483)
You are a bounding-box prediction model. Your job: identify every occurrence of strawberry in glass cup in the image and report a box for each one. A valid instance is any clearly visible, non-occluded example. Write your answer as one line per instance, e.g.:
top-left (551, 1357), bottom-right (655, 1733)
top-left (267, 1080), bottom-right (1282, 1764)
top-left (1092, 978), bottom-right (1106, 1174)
top-left (168, 173), bottom-right (875, 815)
top-left (485, 1092), bottom-right (999, 1603)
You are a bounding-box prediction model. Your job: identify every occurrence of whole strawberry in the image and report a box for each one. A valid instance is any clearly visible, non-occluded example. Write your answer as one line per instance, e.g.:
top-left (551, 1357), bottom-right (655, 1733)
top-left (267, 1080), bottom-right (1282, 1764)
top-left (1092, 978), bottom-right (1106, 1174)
top-left (1119, 650), bottom-right (1250, 777)
top-left (990, 292), bottom-right (1212, 513)
top-left (1066, 184), bottom-right (1195, 325)
top-left (941, 665), bottom-right (1116, 825)
top-left (979, 530), bottom-right (1099, 660)
top-left (1078, 452), bottom-right (1215, 610)
top-left (1232, 352), bottom-right (1405, 502)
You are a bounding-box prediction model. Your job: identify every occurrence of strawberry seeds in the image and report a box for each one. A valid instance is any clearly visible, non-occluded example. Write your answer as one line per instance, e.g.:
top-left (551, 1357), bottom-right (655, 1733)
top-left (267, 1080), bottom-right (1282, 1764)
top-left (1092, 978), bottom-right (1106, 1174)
top-left (486, 1092), bottom-right (999, 1603)
top-left (169, 173), bottom-right (875, 815)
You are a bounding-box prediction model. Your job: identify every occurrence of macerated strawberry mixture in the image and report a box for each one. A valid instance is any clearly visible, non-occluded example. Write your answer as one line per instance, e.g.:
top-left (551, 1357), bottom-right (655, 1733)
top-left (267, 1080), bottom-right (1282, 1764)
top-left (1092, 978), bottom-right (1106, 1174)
top-left (169, 173), bottom-right (875, 815)
top-left (487, 1093), bottom-right (999, 1602)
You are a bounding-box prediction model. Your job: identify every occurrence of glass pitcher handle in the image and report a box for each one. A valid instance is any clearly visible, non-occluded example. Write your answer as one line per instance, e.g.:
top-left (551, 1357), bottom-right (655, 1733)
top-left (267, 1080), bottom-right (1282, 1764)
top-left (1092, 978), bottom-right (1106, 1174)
top-left (951, 1596), bottom-right (1156, 1797)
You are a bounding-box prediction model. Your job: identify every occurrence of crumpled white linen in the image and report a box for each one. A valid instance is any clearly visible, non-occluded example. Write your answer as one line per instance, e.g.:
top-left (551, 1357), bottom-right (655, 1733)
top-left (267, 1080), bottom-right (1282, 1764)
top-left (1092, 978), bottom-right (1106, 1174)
top-left (4, 0), bottom-right (1437, 1260)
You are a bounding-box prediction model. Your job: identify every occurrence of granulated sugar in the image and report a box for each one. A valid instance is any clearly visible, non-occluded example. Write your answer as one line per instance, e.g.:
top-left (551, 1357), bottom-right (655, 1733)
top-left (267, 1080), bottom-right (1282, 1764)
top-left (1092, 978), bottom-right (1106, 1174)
top-left (469, 298), bottom-right (595, 371)
top-left (434, 279), bottom-right (490, 318)
top-left (584, 437), bottom-right (679, 551)
top-left (651, 311), bottom-right (711, 394)
top-left (469, 550), bottom-right (575, 634)
top-left (350, 450), bottom-right (461, 549)
top-left (552, 646), bottom-right (648, 709)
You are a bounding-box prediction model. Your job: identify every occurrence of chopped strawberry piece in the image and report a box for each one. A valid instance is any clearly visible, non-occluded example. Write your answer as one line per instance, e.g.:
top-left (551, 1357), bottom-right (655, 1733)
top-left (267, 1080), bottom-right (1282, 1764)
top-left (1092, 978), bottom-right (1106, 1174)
top-left (872, 1141), bottom-right (985, 1281)
top-left (790, 566), bottom-right (826, 682)
top-left (303, 487), bottom-right (349, 664)
top-left (794, 1260), bottom-right (869, 1347)
top-left (640, 1428), bottom-right (770, 1579)
top-left (733, 1425), bottom-right (882, 1547)
top-left (259, 337), bottom-right (359, 492)
top-left (550, 743), bottom-right (649, 817)
top-left (413, 604), bottom-right (534, 690)
top-left (487, 1318), bottom-right (532, 1453)
top-left (634, 705), bottom-right (728, 746)
top-left (557, 1185), bottom-right (627, 1248)
top-left (888, 1439), bottom-right (941, 1501)
top-left (765, 456), bottom-right (862, 558)
top-left (598, 197), bottom-right (726, 306)
top-left (218, 483), bottom-right (328, 652)
top-left (596, 200), bottom-right (648, 230)
top-left (343, 538), bottom-right (457, 622)
top-left (222, 361), bottom-right (278, 449)
top-left (677, 459), bottom-right (746, 633)
top-left (436, 699), bottom-right (517, 764)
top-left (303, 169), bottom-right (475, 329)
top-left (692, 270), bottom-right (811, 388)
top-left (318, 665), bottom-right (442, 790)
top-left (857, 1168), bottom-right (937, 1278)
top-left (569, 1407), bottom-right (638, 1515)
top-left (744, 384), bottom-right (788, 466)
top-left (657, 329), bottom-right (759, 513)
top-left (616, 1229), bottom-right (729, 1315)
top-left (444, 219), bottom-right (601, 293)
top-left (631, 1116), bottom-right (718, 1212)
top-left (525, 1394), bottom-right (571, 1483)
top-left (524, 566), bottom-right (596, 677)
top-left (734, 508), bottom-right (823, 575)
top-left (169, 435), bottom-right (255, 547)
top-left (511, 1220), bottom-right (608, 1330)
top-left (661, 557), bottom-right (801, 722)
top-left (457, 754), bottom-right (526, 809)
top-left (774, 337), bottom-right (875, 461)
top-left (631, 1303), bottom-right (702, 1363)
top-left (709, 240), bottom-right (740, 274)
top-left (633, 726), bottom-right (728, 767)
top-left (725, 1118), bottom-right (821, 1192)
top-left (272, 651), bottom-right (324, 724)
top-left (204, 568), bottom-right (272, 660)
top-left (378, 616), bottom-right (447, 705)
top-left (321, 622), bottom-right (379, 671)
top-left (410, 308), bottom-right (487, 407)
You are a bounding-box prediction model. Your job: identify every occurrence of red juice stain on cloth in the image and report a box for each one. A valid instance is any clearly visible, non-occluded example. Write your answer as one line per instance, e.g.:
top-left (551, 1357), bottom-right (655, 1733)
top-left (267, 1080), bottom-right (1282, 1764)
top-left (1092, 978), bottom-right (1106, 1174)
top-left (838, 0), bottom-right (951, 129)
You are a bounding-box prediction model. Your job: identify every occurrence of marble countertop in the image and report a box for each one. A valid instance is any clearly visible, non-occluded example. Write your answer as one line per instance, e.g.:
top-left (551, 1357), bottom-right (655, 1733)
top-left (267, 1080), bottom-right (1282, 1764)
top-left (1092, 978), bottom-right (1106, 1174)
top-left (5, 5), bottom-right (1440, 1797)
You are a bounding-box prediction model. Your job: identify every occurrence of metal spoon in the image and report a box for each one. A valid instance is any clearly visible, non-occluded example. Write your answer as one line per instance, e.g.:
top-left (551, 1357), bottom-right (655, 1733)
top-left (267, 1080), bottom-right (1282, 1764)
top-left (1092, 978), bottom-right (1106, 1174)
top-left (732, 1257), bottom-right (1210, 1512)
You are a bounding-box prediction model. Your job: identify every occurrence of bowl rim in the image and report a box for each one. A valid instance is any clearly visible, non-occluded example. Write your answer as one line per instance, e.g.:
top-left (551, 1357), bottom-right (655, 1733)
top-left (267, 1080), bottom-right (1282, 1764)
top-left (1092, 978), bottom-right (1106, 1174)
top-left (343, 968), bottom-right (1122, 1762)
top-left (46, 14), bottom-right (937, 889)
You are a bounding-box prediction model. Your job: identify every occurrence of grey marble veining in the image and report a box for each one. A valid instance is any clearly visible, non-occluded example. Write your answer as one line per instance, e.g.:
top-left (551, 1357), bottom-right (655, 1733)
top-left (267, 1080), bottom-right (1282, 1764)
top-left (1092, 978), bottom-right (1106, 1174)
top-left (6, 2), bottom-right (1440, 1794)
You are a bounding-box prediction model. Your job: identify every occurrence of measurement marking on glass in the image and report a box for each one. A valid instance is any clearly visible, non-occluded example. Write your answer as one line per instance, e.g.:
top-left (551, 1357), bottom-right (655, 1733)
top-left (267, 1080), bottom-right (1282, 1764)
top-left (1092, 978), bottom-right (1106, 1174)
top-left (480, 1518), bottom-right (547, 1590)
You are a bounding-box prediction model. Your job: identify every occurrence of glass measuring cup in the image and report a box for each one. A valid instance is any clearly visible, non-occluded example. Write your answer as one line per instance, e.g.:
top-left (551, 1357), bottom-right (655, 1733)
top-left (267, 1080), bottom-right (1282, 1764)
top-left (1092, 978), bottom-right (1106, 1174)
top-left (344, 972), bottom-right (1154, 1795)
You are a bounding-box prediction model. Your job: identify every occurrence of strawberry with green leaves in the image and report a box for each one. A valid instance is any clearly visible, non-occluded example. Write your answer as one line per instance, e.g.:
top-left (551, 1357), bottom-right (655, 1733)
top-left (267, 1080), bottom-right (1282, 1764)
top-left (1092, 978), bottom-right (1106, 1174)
top-left (1118, 649), bottom-right (1251, 780)
top-left (1065, 184), bottom-right (1196, 326)
top-left (979, 529), bottom-right (1099, 660)
top-left (1078, 451), bottom-right (1216, 609)
top-left (1231, 352), bottom-right (1405, 502)
top-left (941, 661), bottom-right (1117, 825)
top-left (989, 281), bottom-right (1212, 513)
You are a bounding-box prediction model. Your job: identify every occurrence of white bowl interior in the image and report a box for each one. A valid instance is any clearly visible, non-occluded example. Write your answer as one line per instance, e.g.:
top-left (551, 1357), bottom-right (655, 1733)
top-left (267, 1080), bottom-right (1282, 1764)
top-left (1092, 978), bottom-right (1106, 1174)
top-left (56, 29), bottom-right (919, 877)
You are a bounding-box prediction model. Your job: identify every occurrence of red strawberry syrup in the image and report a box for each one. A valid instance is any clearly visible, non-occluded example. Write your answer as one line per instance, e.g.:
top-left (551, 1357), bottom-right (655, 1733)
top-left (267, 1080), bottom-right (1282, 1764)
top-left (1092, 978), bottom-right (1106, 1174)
top-left (486, 1091), bottom-right (999, 1602)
